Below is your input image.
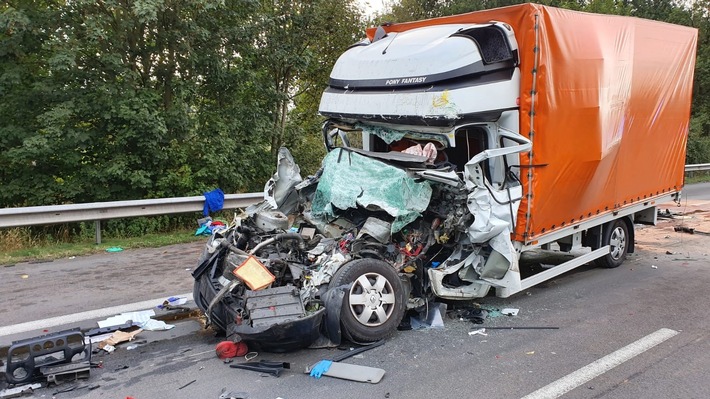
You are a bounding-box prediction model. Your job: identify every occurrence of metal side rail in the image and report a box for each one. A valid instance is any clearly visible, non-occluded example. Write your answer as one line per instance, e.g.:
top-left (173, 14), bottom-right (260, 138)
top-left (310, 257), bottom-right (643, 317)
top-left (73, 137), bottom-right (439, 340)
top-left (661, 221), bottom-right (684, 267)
top-left (519, 246), bottom-right (611, 291)
top-left (0, 192), bottom-right (263, 243)
top-left (0, 193), bottom-right (263, 229)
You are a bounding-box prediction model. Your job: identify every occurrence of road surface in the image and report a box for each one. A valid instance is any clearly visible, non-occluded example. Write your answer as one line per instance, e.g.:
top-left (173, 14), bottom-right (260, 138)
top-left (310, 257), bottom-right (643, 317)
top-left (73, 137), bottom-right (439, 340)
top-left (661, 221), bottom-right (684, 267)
top-left (2, 184), bottom-right (710, 398)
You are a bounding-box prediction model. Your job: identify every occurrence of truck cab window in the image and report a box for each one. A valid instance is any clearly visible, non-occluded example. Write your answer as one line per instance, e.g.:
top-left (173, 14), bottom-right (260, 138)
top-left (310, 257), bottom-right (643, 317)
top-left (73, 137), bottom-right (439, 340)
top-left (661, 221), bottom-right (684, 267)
top-left (447, 127), bottom-right (487, 171)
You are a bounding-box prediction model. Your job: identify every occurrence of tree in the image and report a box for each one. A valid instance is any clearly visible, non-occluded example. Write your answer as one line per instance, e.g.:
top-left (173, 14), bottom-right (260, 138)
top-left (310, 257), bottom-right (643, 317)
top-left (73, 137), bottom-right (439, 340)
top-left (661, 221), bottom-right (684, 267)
top-left (239, 0), bottom-right (364, 159)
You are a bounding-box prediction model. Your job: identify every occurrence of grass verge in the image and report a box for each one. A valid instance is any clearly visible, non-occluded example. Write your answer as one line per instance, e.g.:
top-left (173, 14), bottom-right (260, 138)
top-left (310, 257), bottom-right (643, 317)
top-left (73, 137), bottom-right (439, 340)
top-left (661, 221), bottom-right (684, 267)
top-left (685, 173), bottom-right (710, 184)
top-left (0, 229), bottom-right (205, 266)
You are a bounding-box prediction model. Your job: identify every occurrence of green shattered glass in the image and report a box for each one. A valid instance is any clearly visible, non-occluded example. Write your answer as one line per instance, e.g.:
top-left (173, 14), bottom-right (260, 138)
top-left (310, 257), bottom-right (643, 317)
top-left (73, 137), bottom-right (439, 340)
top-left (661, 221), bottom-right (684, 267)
top-left (356, 123), bottom-right (406, 144)
top-left (311, 148), bottom-right (432, 232)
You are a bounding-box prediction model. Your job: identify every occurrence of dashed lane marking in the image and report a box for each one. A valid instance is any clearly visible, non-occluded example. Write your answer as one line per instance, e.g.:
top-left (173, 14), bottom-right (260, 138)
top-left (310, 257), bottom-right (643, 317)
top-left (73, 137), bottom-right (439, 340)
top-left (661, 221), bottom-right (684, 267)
top-left (521, 328), bottom-right (679, 399)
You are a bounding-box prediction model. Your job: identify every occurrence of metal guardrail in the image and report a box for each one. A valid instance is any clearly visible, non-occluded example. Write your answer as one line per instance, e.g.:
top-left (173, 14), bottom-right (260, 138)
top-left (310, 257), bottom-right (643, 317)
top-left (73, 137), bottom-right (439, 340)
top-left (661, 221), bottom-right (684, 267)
top-left (0, 193), bottom-right (263, 243)
top-left (684, 163), bottom-right (710, 172)
top-left (1, 163), bottom-right (708, 243)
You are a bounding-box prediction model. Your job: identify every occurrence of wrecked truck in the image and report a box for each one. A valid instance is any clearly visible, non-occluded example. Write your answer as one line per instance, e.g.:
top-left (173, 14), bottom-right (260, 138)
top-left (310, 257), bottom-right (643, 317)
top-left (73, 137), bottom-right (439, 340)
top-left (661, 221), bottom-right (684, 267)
top-left (192, 4), bottom-right (697, 351)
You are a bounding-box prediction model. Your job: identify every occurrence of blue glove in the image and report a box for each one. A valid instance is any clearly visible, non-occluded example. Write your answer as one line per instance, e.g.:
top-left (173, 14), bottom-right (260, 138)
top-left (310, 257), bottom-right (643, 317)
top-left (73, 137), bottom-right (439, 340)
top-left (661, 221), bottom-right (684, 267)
top-left (309, 360), bottom-right (333, 378)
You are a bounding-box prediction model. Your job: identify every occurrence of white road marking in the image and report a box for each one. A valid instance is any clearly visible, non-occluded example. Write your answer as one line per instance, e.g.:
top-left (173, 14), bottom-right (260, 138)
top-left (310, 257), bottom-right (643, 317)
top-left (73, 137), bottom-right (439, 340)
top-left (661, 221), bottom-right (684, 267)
top-left (521, 328), bottom-right (679, 399)
top-left (0, 292), bottom-right (193, 338)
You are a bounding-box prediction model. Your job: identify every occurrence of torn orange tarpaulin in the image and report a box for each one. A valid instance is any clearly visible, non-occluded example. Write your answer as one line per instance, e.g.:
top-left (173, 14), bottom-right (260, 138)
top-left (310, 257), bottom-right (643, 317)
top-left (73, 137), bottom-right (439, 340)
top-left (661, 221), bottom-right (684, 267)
top-left (367, 4), bottom-right (697, 242)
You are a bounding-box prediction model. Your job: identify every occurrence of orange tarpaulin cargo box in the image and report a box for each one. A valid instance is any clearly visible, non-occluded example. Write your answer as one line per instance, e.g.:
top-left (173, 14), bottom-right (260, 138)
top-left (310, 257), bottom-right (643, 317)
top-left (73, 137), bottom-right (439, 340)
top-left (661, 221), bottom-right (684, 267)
top-left (368, 4), bottom-right (697, 243)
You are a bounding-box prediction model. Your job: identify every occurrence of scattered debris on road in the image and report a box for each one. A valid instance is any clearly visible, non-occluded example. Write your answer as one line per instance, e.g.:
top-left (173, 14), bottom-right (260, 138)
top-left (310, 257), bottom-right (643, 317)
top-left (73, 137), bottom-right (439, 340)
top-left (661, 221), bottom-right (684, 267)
top-left (177, 379), bottom-right (197, 390)
top-left (5, 328), bottom-right (89, 385)
top-left (674, 226), bottom-right (710, 236)
top-left (157, 296), bottom-right (189, 310)
top-left (0, 383), bottom-right (41, 399)
top-left (42, 361), bottom-right (91, 385)
top-left (305, 340), bottom-right (385, 383)
top-left (501, 308), bottom-right (520, 316)
top-left (469, 328), bottom-right (487, 336)
top-left (97, 329), bottom-right (142, 351)
top-left (97, 309), bottom-right (174, 331)
top-left (215, 341), bottom-right (248, 359)
top-left (229, 361), bottom-right (290, 377)
top-left (484, 326), bottom-right (560, 330)
top-left (219, 389), bottom-right (249, 399)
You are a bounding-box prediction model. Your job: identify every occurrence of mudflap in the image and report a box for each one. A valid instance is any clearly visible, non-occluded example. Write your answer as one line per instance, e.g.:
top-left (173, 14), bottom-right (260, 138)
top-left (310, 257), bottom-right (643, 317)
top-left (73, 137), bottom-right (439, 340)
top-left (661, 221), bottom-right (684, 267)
top-left (322, 285), bottom-right (348, 346)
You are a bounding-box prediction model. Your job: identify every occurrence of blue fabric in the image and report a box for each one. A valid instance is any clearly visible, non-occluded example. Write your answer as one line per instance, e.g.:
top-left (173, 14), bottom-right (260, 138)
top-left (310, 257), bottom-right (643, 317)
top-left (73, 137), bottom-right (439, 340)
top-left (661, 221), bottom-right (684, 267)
top-left (195, 225), bottom-right (211, 236)
top-left (309, 360), bottom-right (332, 378)
top-left (203, 188), bottom-right (225, 216)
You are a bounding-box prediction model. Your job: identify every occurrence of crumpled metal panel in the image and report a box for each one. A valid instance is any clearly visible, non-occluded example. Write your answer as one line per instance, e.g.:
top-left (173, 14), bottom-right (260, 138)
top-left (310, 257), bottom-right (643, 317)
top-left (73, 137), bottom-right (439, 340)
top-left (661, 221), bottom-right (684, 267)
top-left (249, 147), bottom-right (303, 216)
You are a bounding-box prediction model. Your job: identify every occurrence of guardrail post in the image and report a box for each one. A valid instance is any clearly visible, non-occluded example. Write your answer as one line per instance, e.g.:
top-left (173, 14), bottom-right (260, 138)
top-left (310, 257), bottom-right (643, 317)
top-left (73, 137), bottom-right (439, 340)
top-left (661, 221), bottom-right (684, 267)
top-left (95, 220), bottom-right (102, 245)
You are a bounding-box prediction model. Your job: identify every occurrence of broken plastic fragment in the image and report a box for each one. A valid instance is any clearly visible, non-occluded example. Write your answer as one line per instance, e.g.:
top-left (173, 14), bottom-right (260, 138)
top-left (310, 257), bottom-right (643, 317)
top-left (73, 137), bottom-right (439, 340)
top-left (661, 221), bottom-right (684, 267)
top-left (157, 296), bottom-right (188, 309)
top-left (501, 308), bottom-right (519, 316)
top-left (410, 303), bottom-right (446, 329)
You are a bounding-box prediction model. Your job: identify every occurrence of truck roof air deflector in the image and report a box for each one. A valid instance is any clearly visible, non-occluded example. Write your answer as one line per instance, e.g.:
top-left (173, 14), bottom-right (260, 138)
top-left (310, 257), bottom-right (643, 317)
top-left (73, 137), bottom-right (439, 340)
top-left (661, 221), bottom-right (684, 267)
top-left (452, 25), bottom-right (514, 65)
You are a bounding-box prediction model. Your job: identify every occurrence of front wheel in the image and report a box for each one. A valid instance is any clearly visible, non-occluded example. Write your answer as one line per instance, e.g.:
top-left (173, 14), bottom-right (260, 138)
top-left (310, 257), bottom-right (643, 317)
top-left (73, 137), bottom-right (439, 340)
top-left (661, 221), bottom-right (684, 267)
top-left (329, 258), bottom-right (406, 342)
top-left (595, 219), bottom-right (630, 268)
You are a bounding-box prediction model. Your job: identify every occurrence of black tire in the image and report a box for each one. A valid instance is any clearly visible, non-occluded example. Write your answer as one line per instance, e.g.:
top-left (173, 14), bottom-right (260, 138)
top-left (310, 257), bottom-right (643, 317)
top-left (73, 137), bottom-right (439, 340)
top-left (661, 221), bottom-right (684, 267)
top-left (594, 219), bottom-right (630, 268)
top-left (329, 258), bottom-right (406, 342)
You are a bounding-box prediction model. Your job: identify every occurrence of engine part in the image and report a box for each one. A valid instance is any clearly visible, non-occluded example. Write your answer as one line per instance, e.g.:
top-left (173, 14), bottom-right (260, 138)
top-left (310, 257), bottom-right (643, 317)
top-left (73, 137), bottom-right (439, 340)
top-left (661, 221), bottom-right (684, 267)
top-left (254, 210), bottom-right (289, 232)
top-left (356, 217), bottom-right (392, 244)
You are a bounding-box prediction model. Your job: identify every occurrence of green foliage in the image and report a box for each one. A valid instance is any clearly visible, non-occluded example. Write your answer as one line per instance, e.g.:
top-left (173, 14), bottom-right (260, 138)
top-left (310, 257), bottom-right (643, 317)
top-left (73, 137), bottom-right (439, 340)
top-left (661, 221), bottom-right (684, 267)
top-left (6, 0), bottom-right (710, 245)
top-left (0, 0), bottom-right (364, 211)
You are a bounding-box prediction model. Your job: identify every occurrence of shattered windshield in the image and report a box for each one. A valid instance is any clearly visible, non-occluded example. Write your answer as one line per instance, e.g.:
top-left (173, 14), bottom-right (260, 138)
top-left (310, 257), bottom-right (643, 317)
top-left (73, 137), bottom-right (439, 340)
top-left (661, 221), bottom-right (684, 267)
top-left (324, 122), bottom-right (449, 152)
top-left (311, 148), bottom-right (433, 233)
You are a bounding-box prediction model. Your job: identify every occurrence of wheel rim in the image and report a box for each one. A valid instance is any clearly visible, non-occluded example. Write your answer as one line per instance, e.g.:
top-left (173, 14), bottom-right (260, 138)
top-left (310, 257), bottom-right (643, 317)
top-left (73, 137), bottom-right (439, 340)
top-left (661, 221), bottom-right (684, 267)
top-left (347, 272), bottom-right (396, 327)
top-left (609, 226), bottom-right (627, 260)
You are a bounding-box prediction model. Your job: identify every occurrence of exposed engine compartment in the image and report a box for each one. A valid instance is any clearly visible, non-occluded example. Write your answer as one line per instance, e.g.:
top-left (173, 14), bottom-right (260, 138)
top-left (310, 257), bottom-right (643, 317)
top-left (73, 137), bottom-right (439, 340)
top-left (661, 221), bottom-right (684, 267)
top-left (193, 121), bottom-right (530, 351)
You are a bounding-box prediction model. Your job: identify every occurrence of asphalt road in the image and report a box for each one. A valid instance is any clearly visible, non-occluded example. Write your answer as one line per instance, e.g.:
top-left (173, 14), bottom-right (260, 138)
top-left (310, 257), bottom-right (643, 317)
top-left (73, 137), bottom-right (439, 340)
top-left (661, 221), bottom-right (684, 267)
top-left (2, 185), bottom-right (710, 399)
top-left (682, 181), bottom-right (710, 201)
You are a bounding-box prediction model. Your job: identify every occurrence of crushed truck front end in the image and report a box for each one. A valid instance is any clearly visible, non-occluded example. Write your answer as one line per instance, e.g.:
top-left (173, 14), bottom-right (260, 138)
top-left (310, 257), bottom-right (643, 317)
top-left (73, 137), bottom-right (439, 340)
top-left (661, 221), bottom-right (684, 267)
top-left (192, 21), bottom-right (530, 351)
top-left (192, 4), bottom-right (696, 351)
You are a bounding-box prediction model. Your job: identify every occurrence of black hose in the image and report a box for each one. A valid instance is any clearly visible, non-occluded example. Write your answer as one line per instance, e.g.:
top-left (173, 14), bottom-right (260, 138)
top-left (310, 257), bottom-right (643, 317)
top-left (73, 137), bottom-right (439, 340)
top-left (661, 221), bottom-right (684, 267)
top-left (274, 232), bottom-right (306, 250)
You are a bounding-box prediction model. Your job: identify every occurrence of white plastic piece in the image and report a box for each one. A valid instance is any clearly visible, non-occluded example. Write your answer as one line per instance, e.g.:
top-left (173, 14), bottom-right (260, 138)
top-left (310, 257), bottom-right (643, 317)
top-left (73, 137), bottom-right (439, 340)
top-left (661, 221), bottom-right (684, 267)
top-left (501, 308), bottom-right (519, 316)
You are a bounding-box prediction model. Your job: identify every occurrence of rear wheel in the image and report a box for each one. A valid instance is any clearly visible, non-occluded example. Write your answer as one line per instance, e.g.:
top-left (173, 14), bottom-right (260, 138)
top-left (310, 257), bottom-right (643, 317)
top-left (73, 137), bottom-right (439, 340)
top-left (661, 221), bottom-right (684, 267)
top-left (330, 258), bottom-right (406, 342)
top-left (595, 219), bottom-right (629, 268)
